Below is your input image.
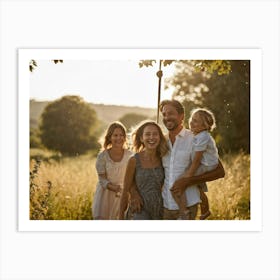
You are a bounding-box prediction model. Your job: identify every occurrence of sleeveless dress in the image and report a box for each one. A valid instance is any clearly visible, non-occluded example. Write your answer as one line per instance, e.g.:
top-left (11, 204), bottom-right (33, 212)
top-left (133, 153), bottom-right (164, 220)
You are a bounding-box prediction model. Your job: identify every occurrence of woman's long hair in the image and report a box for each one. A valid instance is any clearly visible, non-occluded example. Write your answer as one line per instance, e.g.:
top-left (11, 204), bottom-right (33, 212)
top-left (102, 121), bottom-right (127, 150)
top-left (131, 120), bottom-right (168, 158)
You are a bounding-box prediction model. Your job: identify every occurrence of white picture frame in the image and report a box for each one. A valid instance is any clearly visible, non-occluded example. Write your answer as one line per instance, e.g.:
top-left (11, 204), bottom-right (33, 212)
top-left (1, 1), bottom-right (279, 280)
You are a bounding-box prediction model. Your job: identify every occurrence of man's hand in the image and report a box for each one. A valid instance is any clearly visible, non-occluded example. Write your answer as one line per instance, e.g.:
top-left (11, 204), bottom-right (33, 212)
top-left (171, 159), bottom-right (225, 194)
top-left (170, 177), bottom-right (189, 195)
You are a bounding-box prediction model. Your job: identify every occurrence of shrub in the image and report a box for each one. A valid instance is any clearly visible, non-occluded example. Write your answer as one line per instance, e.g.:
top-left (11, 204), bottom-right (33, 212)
top-left (39, 95), bottom-right (100, 156)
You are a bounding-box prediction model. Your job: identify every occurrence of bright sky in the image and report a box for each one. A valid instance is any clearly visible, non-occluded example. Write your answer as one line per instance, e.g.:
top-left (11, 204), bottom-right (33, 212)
top-left (30, 60), bottom-right (174, 108)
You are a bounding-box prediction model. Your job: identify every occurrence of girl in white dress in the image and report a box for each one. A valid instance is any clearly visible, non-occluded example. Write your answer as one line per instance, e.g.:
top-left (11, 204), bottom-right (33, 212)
top-left (172, 108), bottom-right (219, 220)
top-left (92, 122), bottom-right (132, 219)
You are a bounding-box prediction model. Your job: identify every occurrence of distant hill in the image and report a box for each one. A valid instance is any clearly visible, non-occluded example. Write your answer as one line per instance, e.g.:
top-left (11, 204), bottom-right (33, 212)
top-left (30, 100), bottom-right (157, 129)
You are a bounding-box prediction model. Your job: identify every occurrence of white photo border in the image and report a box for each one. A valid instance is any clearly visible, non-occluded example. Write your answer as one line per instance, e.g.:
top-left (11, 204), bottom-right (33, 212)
top-left (19, 48), bottom-right (262, 232)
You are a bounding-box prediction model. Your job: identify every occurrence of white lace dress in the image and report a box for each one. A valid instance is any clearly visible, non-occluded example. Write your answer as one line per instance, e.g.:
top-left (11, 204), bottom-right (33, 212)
top-left (92, 149), bottom-right (132, 219)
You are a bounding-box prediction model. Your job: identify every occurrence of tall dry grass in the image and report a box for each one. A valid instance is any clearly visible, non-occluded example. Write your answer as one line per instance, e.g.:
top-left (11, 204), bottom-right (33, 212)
top-left (207, 153), bottom-right (250, 220)
top-left (30, 150), bottom-right (250, 220)
top-left (30, 152), bottom-right (97, 220)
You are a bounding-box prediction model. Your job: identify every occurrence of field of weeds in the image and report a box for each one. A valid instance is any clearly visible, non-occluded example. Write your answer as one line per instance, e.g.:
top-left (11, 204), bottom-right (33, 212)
top-left (29, 149), bottom-right (250, 220)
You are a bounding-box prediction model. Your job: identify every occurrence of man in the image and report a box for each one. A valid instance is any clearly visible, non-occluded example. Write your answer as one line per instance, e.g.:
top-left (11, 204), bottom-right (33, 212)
top-left (131, 99), bottom-right (225, 220)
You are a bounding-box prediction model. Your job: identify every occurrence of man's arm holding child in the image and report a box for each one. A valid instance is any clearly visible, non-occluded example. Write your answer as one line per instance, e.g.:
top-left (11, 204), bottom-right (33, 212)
top-left (171, 159), bottom-right (225, 195)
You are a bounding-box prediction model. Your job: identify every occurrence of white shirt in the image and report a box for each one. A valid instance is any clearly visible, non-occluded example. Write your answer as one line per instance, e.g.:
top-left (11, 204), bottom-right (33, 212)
top-left (162, 128), bottom-right (201, 209)
top-left (193, 130), bottom-right (219, 167)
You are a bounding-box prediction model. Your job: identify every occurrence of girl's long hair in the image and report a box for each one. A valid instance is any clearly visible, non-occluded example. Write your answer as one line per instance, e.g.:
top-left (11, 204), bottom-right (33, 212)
top-left (102, 121), bottom-right (127, 150)
top-left (131, 120), bottom-right (168, 158)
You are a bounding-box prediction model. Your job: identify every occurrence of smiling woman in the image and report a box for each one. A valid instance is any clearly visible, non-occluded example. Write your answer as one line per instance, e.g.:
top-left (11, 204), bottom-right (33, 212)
top-left (119, 121), bottom-right (168, 220)
top-left (92, 121), bottom-right (133, 220)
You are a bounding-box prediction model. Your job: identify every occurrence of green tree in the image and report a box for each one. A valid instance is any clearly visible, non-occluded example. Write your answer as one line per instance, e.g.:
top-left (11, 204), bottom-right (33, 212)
top-left (30, 127), bottom-right (42, 148)
top-left (203, 61), bottom-right (250, 153)
top-left (119, 113), bottom-right (151, 131)
top-left (139, 59), bottom-right (231, 122)
top-left (165, 60), bottom-right (250, 154)
top-left (39, 95), bottom-right (100, 155)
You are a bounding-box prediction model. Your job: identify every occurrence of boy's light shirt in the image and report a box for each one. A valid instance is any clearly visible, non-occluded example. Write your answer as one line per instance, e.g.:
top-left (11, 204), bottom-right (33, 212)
top-left (193, 130), bottom-right (219, 166)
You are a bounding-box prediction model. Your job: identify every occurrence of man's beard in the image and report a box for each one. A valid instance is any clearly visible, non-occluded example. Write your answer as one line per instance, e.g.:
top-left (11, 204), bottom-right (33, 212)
top-left (164, 119), bottom-right (179, 131)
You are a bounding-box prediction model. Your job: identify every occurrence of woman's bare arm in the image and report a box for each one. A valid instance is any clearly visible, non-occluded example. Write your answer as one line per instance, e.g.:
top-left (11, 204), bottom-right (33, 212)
top-left (119, 157), bottom-right (136, 219)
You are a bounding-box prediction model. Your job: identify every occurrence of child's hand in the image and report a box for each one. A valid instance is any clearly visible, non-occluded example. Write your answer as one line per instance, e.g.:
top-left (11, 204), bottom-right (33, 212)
top-left (108, 183), bottom-right (122, 193)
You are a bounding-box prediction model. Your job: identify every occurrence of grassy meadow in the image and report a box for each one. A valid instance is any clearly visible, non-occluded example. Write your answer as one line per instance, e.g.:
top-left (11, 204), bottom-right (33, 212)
top-left (30, 149), bottom-right (250, 220)
top-left (207, 153), bottom-right (250, 220)
top-left (30, 149), bottom-right (97, 220)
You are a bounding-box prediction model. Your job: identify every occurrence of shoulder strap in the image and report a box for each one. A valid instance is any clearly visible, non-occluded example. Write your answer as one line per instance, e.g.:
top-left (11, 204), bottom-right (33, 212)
top-left (134, 153), bottom-right (142, 168)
